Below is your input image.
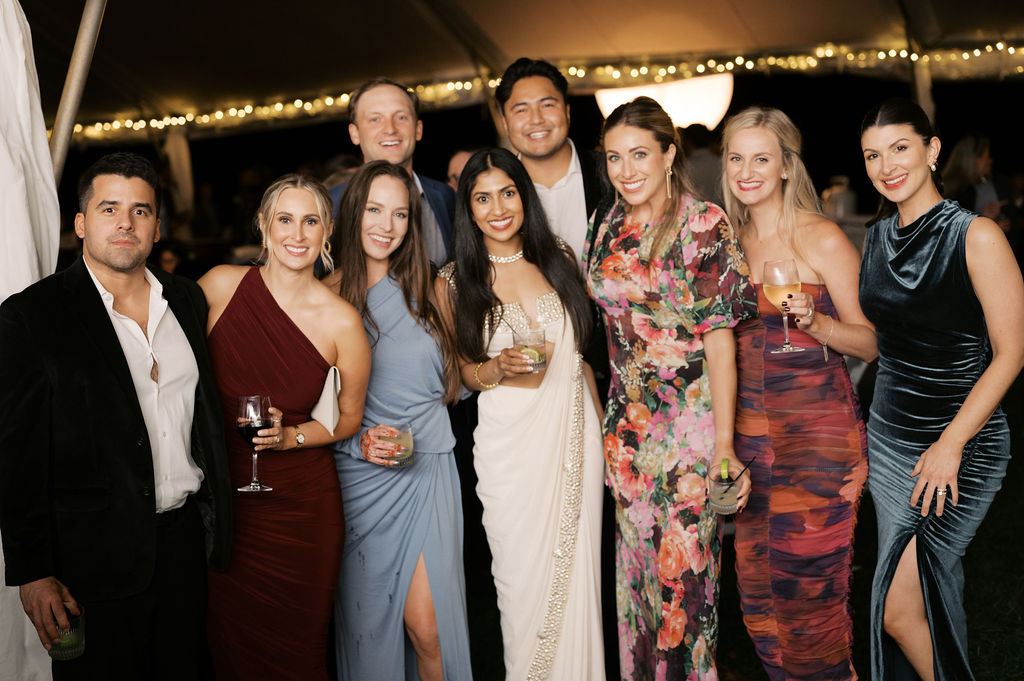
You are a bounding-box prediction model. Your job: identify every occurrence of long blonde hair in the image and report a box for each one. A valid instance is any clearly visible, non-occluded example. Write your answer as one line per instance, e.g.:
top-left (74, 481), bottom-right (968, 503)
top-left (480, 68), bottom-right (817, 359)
top-left (721, 107), bottom-right (822, 280)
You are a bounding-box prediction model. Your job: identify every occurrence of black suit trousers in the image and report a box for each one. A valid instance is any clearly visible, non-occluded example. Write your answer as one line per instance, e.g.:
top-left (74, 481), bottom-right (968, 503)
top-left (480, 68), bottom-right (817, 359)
top-left (51, 499), bottom-right (209, 681)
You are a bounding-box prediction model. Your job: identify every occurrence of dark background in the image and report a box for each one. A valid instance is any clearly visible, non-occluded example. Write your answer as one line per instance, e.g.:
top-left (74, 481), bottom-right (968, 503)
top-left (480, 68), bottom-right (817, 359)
top-left (54, 71), bottom-right (1024, 246)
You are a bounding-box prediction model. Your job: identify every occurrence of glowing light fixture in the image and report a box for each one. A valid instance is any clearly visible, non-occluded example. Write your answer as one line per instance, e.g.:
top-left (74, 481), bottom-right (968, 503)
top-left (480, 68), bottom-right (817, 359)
top-left (595, 73), bottom-right (734, 128)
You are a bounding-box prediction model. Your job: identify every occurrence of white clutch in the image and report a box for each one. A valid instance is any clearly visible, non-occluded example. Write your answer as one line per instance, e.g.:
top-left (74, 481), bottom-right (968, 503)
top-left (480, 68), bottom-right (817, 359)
top-left (311, 366), bottom-right (340, 433)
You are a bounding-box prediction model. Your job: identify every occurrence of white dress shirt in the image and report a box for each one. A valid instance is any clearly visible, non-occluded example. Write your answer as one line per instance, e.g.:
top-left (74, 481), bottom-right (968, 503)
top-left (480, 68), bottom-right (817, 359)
top-left (532, 139), bottom-right (589, 260)
top-left (85, 263), bottom-right (203, 511)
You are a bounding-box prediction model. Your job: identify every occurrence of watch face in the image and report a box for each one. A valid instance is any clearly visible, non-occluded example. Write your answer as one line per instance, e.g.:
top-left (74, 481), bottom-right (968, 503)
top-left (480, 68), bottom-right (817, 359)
top-left (296, 431), bottom-right (305, 444)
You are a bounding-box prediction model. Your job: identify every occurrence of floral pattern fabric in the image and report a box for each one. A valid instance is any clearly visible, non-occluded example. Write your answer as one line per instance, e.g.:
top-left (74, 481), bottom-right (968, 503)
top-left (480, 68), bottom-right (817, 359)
top-left (585, 197), bottom-right (754, 681)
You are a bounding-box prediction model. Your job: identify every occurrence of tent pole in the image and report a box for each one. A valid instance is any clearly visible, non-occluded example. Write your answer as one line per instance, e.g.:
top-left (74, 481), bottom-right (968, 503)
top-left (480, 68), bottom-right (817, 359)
top-left (48, 0), bottom-right (107, 186)
top-left (912, 60), bottom-right (936, 123)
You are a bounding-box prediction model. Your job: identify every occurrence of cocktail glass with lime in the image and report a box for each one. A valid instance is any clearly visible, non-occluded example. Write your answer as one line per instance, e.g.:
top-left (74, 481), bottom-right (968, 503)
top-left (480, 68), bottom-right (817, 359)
top-left (513, 328), bottom-right (547, 373)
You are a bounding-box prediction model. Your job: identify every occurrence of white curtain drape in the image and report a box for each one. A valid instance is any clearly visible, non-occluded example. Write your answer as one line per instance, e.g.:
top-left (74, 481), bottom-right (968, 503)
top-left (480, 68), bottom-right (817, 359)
top-left (1, 0), bottom-right (61, 678)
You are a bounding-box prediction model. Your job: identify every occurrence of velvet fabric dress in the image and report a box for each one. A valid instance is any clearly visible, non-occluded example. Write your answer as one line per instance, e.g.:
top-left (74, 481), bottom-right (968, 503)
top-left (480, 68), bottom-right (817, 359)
top-left (206, 267), bottom-right (345, 681)
top-left (859, 200), bottom-right (1011, 681)
top-left (333, 276), bottom-right (472, 680)
top-left (586, 197), bottom-right (754, 681)
top-left (733, 284), bottom-right (867, 681)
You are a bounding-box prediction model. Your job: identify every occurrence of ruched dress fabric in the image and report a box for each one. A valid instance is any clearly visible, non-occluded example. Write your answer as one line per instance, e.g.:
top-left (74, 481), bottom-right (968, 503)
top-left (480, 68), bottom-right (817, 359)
top-left (586, 197), bottom-right (754, 681)
top-left (441, 262), bottom-right (606, 681)
top-left (733, 284), bottom-right (867, 681)
top-left (205, 267), bottom-right (344, 681)
top-left (859, 200), bottom-right (1010, 681)
top-left (332, 276), bottom-right (472, 680)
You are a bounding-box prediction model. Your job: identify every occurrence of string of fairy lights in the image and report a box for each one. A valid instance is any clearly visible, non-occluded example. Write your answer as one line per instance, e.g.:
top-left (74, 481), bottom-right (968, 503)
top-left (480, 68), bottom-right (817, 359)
top-left (58, 41), bottom-right (1023, 143)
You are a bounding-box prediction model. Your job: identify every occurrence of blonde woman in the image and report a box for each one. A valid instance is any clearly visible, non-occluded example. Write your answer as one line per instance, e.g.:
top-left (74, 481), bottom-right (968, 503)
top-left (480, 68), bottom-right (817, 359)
top-left (721, 106), bottom-right (877, 681)
top-left (201, 174), bottom-right (370, 681)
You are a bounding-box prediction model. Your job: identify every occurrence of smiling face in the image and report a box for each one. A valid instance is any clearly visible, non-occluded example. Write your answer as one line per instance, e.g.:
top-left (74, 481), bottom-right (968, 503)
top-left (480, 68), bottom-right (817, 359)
top-left (604, 124), bottom-right (676, 220)
top-left (348, 84), bottom-right (423, 170)
top-left (360, 175), bottom-right (410, 268)
top-left (74, 174), bottom-right (160, 275)
top-left (263, 187), bottom-right (328, 270)
top-left (470, 167), bottom-right (524, 252)
top-left (502, 76), bottom-right (570, 162)
top-left (725, 126), bottom-right (787, 208)
top-left (861, 123), bottom-right (940, 206)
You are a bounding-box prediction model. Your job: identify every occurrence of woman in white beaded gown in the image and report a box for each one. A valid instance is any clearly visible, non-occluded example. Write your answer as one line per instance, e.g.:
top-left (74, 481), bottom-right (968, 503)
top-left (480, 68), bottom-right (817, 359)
top-left (436, 148), bottom-right (605, 681)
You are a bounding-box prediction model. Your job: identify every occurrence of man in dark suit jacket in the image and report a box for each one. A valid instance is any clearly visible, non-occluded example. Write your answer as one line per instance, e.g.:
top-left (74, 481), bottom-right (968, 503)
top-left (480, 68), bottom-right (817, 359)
top-left (0, 153), bottom-right (231, 680)
top-left (329, 77), bottom-right (455, 266)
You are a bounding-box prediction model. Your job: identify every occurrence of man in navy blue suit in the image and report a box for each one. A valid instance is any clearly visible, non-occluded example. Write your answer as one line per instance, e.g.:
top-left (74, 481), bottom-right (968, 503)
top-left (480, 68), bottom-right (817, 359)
top-left (330, 77), bottom-right (455, 266)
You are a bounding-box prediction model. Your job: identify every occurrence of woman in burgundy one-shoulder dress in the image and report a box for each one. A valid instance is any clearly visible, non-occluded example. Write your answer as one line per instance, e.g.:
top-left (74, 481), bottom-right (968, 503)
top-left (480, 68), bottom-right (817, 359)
top-left (200, 175), bottom-right (369, 681)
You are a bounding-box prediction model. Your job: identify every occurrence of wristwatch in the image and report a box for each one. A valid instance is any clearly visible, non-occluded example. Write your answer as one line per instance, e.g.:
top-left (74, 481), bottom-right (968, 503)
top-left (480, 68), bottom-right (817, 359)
top-left (294, 425), bottom-right (305, 448)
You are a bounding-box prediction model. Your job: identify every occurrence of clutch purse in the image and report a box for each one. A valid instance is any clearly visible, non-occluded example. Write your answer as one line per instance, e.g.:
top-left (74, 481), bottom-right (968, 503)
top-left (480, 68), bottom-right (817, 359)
top-left (311, 366), bottom-right (340, 433)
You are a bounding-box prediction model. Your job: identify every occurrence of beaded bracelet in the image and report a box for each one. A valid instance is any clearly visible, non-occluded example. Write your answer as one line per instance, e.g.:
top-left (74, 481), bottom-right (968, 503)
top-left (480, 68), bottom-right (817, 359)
top-left (821, 315), bottom-right (835, 362)
top-left (474, 361), bottom-right (500, 389)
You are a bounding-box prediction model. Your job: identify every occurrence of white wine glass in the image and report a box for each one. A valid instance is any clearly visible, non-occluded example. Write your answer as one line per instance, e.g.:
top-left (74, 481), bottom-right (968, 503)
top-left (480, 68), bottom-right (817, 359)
top-left (237, 395), bottom-right (273, 492)
top-left (762, 259), bottom-right (806, 354)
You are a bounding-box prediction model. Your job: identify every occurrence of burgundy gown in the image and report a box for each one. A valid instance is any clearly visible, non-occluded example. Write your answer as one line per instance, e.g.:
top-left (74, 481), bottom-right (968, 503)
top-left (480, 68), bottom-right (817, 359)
top-left (206, 267), bottom-right (344, 680)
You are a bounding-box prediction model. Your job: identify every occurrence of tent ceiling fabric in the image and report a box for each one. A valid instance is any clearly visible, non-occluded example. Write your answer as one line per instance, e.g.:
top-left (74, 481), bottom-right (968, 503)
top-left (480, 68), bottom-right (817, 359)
top-left (20, 0), bottom-right (1024, 125)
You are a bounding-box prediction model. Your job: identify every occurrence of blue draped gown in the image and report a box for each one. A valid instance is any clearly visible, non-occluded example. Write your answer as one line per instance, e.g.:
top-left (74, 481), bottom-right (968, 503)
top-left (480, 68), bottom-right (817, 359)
top-left (333, 276), bottom-right (472, 680)
top-left (859, 199), bottom-right (1011, 681)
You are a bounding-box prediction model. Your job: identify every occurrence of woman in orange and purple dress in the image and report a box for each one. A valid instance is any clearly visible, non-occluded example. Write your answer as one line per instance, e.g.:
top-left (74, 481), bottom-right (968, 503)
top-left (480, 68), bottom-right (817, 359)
top-left (720, 106), bottom-right (878, 680)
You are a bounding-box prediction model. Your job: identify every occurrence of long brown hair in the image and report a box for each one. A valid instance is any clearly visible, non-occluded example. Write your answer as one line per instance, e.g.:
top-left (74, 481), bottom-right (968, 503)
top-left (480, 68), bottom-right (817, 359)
top-left (601, 96), bottom-right (696, 263)
top-left (330, 161), bottom-right (462, 402)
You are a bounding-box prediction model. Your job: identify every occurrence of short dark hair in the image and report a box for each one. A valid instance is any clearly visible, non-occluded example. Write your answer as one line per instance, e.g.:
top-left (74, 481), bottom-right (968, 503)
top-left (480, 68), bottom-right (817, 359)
top-left (494, 58), bottom-right (568, 113)
top-left (78, 152), bottom-right (161, 214)
top-left (349, 77), bottom-right (419, 123)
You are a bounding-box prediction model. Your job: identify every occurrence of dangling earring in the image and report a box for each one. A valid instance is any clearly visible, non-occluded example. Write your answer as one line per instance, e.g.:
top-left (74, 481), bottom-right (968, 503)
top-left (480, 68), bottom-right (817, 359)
top-left (929, 162), bottom-right (937, 172)
top-left (665, 167), bottom-right (673, 199)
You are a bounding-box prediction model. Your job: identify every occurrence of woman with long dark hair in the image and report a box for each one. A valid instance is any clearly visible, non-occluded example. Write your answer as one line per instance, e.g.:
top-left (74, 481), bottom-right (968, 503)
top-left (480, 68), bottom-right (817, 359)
top-left (584, 96), bottom-right (753, 680)
top-left (859, 98), bottom-right (1024, 680)
top-left (721, 106), bottom-right (876, 681)
top-left (325, 161), bottom-right (471, 680)
top-left (436, 148), bottom-right (606, 680)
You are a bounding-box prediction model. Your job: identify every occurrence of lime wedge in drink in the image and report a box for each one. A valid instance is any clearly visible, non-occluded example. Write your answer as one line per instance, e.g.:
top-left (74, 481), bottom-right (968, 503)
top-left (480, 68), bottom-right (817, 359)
top-left (520, 347), bottom-right (543, 362)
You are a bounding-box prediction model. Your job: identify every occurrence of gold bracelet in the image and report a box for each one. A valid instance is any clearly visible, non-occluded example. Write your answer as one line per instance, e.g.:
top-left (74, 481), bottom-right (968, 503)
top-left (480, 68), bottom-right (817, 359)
top-left (474, 361), bottom-right (500, 389)
top-left (821, 316), bottom-right (835, 362)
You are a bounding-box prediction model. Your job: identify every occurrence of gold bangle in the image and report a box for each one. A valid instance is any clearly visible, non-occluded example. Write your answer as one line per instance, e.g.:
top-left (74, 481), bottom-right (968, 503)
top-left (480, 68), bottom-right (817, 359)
top-left (474, 361), bottom-right (500, 389)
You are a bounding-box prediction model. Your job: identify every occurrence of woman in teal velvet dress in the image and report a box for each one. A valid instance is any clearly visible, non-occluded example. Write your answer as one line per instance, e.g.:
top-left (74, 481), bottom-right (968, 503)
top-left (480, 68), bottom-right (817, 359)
top-left (325, 161), bottom-right (471, 680)
top-left (858, 98), bottom-right (1024, 681)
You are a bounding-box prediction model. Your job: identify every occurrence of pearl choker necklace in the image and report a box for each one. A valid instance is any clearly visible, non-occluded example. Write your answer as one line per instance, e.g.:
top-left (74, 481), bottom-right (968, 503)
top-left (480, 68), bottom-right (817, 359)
top-left (488, 250), bottom-right (524, 264)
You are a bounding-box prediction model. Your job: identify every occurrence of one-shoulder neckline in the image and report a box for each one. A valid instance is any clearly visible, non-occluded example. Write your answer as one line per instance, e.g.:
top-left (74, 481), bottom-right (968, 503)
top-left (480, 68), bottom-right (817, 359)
top-left (247, 267), bottom-right (331, 371)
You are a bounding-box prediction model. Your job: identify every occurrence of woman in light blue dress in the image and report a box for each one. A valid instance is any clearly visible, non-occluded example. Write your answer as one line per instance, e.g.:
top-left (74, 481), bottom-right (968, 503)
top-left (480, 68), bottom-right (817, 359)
top-left (325, 161), bottom-right (471, 681)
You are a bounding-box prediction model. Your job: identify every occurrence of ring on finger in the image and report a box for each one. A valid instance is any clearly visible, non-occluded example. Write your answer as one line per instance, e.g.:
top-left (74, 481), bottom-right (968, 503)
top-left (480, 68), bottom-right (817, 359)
top-left (936, 488), bottom-right (947, 496)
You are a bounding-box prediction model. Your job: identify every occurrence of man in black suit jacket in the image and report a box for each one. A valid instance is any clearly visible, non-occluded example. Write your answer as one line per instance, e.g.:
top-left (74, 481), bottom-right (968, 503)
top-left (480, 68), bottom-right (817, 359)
top-left (0, 153), bottom-right (231, 679)
top-left (330, 77), bottom-right (455, 266)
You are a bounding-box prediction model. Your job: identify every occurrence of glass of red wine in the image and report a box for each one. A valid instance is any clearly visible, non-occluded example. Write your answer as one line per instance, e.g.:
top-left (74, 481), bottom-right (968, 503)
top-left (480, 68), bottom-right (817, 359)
top-left (237, 395), bottom-right (273, 492)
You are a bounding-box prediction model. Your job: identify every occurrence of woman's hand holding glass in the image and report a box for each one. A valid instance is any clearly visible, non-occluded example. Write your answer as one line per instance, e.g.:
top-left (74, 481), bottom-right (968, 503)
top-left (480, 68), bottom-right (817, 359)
top-left (360, 423), bottom-right (414, 468)
top-left (707, 447), bottom-right (752, 512)
top-left (781, 292), bottom-right (817, 332)
top-left (251, 406), bottom-right (285, 451)
top-left (494, 345), bottom-right (539, 376)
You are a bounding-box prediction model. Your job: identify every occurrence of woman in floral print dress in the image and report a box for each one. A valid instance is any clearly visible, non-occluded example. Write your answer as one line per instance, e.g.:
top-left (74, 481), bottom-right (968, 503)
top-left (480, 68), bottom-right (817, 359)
top-left (585, 97), bottom-right (755, 681)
